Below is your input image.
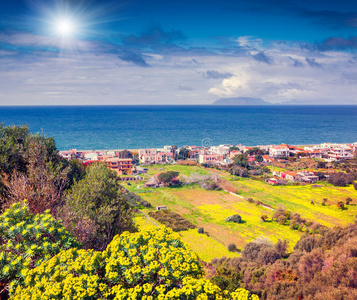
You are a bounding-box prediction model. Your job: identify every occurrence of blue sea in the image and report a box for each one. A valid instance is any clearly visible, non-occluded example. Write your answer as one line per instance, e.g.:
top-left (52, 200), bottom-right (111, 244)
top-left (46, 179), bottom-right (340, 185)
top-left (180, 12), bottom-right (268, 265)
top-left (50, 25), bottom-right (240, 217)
top-left (0, 106), bottom-right (356, 150)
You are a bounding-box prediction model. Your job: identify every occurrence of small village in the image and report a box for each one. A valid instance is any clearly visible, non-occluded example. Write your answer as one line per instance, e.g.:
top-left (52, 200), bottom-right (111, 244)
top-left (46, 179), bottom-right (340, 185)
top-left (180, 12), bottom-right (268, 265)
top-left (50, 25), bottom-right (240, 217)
top-left (59, 141), bottom-right (357, 187)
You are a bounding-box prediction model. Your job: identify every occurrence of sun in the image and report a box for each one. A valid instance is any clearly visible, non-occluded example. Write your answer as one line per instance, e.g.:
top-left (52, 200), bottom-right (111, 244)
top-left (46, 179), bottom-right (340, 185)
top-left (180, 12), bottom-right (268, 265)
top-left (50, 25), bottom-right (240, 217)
top-left (56, 18), bottom-right (76, 37)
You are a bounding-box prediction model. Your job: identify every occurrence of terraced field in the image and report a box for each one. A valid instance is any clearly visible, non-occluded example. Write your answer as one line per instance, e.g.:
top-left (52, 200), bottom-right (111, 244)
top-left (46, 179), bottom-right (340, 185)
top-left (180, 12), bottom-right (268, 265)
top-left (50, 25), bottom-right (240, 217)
top-left (129, 165), bottom-right (357, 261)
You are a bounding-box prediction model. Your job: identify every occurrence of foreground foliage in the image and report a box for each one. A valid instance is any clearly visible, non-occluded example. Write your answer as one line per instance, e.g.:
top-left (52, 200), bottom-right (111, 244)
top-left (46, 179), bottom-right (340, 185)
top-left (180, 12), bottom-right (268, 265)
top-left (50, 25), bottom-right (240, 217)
top-left (0, 202), bottom-right (80, 298)
top-left (12, 227), bottom-right (258, 300)
top-left (210, 219), bottom-right (357, 299)
top-left (61, 163), bottom-right (136, 250)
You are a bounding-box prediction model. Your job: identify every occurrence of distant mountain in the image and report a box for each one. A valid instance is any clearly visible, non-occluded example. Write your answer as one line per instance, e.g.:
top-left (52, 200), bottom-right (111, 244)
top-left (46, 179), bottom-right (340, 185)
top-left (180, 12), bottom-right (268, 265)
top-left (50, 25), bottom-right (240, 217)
top-left (212, 97), bottom-right (271, 105)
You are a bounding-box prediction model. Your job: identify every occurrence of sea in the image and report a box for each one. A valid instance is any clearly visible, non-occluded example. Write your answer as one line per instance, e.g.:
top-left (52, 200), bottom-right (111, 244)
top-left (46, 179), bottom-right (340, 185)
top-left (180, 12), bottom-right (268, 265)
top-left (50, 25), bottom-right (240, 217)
top-left (0, 105), bottom-right (356, 150)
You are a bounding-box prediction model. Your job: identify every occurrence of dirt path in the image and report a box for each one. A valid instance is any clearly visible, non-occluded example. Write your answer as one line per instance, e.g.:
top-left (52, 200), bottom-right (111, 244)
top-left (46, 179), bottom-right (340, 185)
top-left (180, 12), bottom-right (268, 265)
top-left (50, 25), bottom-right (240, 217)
top-left (224, 190), bottom-right (275, 211)
top-left (139, 209), bottom-right (158, 227)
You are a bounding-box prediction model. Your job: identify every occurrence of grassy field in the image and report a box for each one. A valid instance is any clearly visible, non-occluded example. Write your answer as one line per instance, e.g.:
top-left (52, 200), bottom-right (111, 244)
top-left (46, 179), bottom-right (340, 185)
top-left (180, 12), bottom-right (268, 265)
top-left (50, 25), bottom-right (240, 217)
top-left (144, 164), bottom-right (212, 177)
top-left (231, 178), bottom-right (357, 227)
top-left (134, 212), bottom-right (238, 262)
top-left (129, 165), bottom-right (357, 261)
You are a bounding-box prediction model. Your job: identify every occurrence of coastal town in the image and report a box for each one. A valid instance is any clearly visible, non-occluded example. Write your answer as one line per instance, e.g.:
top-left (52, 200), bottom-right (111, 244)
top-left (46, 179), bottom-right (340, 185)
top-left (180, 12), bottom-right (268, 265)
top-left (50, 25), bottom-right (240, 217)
top-left (59, 141), bottom-right (357, 187)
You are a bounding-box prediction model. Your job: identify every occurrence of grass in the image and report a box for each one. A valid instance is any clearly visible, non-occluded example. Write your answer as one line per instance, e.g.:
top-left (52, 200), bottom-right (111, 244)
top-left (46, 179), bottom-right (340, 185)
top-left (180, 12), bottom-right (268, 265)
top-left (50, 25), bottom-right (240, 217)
top-left (144, 164), bottom-right (213, 177)
top-left (133, 212), bottom-right (238, 262)
top-left (129, 165), bottom-right (357, 261)
top-left (231, 178), bottom-right (357, 227)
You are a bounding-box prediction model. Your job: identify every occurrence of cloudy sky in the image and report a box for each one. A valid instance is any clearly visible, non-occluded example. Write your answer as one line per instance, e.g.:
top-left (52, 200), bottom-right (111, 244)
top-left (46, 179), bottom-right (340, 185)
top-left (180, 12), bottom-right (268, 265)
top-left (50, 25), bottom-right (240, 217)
top-left (1, 0), bottom-right (357, 105)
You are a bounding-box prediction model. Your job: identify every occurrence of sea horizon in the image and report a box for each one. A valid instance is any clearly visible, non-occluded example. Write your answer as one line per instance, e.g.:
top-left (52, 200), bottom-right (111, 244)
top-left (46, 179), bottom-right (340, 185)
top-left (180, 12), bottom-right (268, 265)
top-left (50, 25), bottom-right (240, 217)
top-left (1, 105), bottom-right (357, 150)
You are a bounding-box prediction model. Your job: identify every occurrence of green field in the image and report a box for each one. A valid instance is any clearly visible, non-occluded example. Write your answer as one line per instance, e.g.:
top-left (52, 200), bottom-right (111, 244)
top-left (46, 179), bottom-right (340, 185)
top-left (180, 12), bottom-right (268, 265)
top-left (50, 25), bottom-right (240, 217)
top-left (130, 165), bottom-right (357, 262)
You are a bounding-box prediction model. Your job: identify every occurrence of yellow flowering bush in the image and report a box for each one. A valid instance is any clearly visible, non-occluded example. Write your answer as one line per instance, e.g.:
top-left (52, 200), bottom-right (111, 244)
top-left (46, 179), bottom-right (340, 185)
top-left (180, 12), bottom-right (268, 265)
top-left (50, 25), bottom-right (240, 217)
top-left (0, 201), bottom-right (80, 296)
top-left (12, 227), bottom-right (258, 299)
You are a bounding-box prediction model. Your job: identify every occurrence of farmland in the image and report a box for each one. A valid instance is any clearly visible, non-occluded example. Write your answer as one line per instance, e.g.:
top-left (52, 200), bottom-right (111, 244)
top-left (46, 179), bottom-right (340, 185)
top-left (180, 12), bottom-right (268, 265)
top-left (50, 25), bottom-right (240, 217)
top-left (128, 164), bottom-right (357, 262)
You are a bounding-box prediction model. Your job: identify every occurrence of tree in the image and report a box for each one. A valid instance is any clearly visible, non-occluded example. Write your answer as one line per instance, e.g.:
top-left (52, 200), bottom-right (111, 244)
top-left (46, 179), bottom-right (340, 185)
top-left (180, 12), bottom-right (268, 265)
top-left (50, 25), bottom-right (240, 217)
top-left (61, 163), bottom-right (136, 250)
top-left (230, 146), bottom-right (240, 151)
top-left (1, 135), bottom-right (70, 216)
top-left (158, 171), bottom-right (179, 185)
top-left (317, 161), bottom-right (326, 169)
top-left (255, 155), bottom-right (263, 163)
top-left (233, 155), bottom-right (249, 169)
top-left (178, 148), bottom-right (190, 160)
top-left (117, 149), bottom-right (132, 159)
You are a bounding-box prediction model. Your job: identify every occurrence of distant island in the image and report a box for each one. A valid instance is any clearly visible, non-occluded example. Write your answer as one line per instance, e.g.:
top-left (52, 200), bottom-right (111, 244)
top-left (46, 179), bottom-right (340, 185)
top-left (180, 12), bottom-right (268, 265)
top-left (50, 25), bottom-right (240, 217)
top-left (212, 97), bottom-right (271, 105)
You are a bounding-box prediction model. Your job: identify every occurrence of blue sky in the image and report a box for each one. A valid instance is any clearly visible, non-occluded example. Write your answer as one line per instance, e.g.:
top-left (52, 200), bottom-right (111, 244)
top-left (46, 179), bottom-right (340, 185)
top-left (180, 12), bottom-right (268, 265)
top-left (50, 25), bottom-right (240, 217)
top-left (1, 0), bottom-right (357, 105)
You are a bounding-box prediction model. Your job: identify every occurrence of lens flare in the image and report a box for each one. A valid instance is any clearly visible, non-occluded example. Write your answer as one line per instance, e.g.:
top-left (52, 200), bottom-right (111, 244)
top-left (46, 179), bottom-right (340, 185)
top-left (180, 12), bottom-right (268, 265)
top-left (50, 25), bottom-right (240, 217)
top-left (56, 19), bottom-right (76, 37)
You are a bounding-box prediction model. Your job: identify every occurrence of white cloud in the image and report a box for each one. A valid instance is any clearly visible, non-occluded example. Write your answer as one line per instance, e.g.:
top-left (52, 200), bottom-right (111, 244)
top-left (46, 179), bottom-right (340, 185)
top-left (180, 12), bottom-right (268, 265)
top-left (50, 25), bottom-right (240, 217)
top-left (0, 31), bottom-right (357, 105)
top-left (236, 36), bottom-right (263, 49)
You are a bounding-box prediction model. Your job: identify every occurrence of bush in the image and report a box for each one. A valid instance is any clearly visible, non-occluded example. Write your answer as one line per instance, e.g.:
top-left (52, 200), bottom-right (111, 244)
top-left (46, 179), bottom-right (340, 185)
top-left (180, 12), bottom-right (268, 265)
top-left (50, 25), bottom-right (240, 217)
top-left (228, 243), bottom-right (238, 252)
top-left (123, 192), bottom-right (151, 208)
top-left (327, 172), bottom-right (356, 187)
top-left (354, 182), bottom-right (357, 190)
top-left (200, 179), bottom-right (221, 191)
top-left (336, 201), bottom-right (345, 210)
top-left (148, 210), bottom-right (196, 231)
top-left (346, 197), bottom-right (352, 205)
top-left (247, 198), bottom-right (254, 203)
top-left (225, 214), bottom-right (242, 223)
top-left (12, 227), bottom-right (258, 300)
top-left (0, 202), bottom-right (80, 297)
top-left (260, 214), bottom-right (268, 222)
top-left (198, 227), bottom-right (204, 234)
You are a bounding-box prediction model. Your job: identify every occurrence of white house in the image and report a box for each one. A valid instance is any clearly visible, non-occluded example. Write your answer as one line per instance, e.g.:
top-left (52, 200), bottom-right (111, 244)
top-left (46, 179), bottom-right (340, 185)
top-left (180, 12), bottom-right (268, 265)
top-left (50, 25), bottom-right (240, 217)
top-left (269, 144), bottom-right (290, 158)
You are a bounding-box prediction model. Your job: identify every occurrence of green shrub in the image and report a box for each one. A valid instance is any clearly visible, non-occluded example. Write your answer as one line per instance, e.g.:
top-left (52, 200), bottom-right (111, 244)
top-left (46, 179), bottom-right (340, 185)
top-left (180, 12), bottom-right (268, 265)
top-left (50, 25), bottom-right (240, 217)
top-left (228, 243), bottom-right (238, 252)
top-left (198, 227), bottom-right (204, 234)
top-left (148, 210), bottom-right (196, 231)
top-left (225, 214), bottom-right (242, 223)
top-left (0, 201), bottom-right (80, 297)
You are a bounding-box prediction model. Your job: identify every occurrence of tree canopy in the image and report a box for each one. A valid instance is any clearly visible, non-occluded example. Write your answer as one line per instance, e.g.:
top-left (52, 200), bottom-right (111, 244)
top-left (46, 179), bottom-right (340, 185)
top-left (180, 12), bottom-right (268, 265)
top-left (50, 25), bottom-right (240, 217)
top-left (61, 162), bottom-right (136, 250)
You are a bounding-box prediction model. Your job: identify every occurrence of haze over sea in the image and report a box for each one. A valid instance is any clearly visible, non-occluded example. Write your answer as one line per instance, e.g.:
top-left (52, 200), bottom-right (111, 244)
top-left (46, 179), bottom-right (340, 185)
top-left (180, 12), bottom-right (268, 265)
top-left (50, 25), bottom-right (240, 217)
top-left (1, 105), bottom-right (356, 150)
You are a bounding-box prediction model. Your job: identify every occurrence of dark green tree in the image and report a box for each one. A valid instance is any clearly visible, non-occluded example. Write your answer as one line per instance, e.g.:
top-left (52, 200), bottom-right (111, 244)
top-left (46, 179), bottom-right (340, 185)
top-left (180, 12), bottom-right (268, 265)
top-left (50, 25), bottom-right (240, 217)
top-left (255, 155), bottom-right (263, 163)
top-left (117, 149), bottom-right (133, 159)
top-left (61, 163), bottom-right (136, 250)
top-left (158, 171), bottom-right (180, 185)
top-left (178, 148), bottom-right (190, 160)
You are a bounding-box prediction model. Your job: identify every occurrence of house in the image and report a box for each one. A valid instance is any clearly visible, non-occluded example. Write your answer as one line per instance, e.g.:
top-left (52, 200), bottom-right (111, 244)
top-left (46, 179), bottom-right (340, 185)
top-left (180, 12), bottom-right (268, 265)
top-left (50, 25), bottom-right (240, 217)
top-left (265, 178), bottom-right (287, 185)
top-left (309, 150), bottom-right (323, 159)
top-left (269, 144), bottom-right (290, 158)
top-left (280, 171), bottom-right (299, 181)
top-left (139, 149), bottom-right (173, 164)
top-left (187, 146), bottom-right (205, 159)
top-left (119, 176), bottom-right (144, 182)
top-left (144, 174), bottom-right (161, 188)
top-left (156, 205), bottom-right (167, 211)
top-left (199, 153), bottom-right (224, 165)
top-left (262, 155), bottom-right (274, 163)
top-left (209, 145), bottom-right (230, 155)
top-left (104, 157), bottom-right (133, 175)
top-left (84, 152), bottom-right (98, 161)
top-left (60, 149), bottom-right (82, 160)
top-left (327, 147), bottom-right (354, 161)
top-left (230, 150), bottom-right (243, 159)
